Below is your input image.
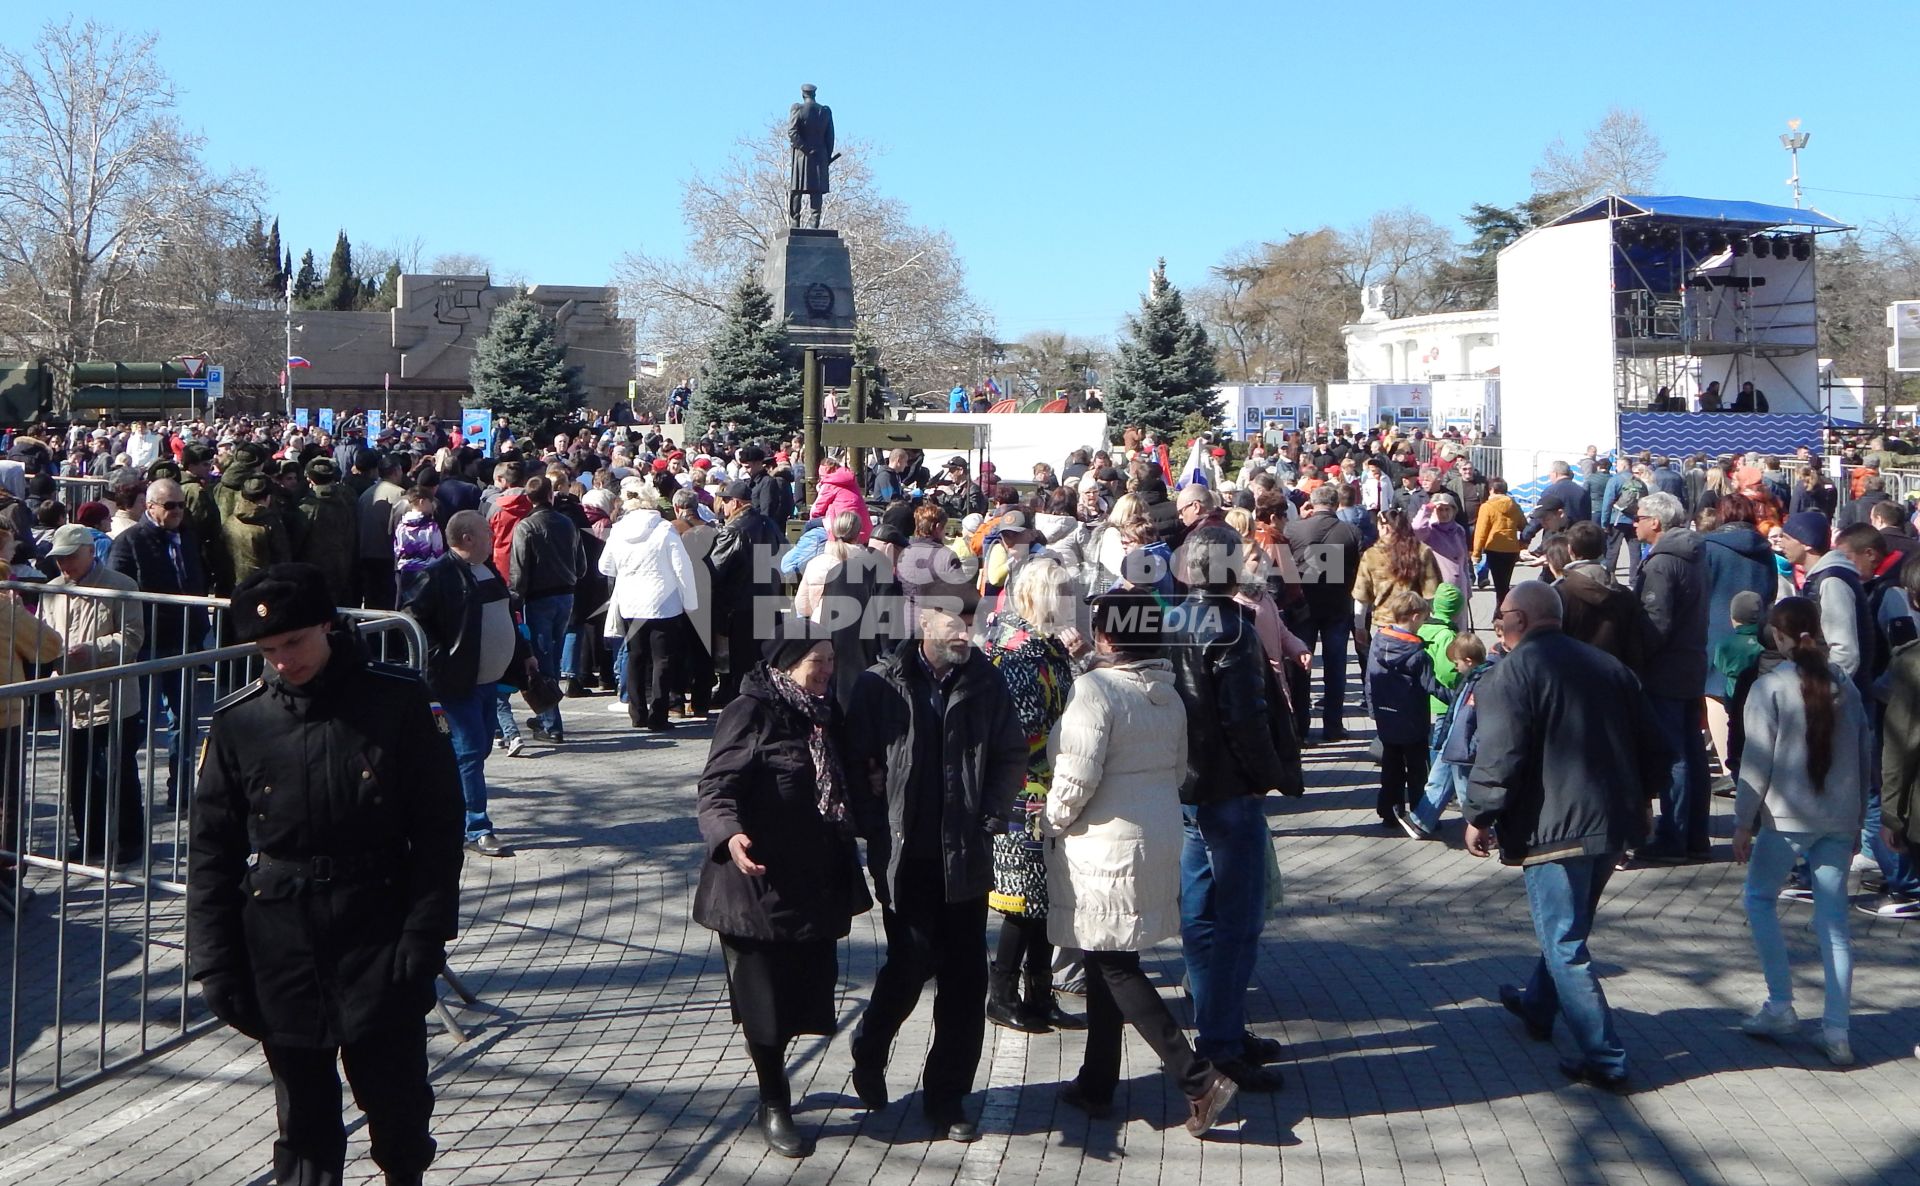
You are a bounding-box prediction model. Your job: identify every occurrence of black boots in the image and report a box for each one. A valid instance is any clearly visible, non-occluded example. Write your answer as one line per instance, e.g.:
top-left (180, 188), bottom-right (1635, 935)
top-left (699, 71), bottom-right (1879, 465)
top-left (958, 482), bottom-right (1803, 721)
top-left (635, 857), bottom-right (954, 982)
top-left (987, 968), bottom-right (1046, 1032)
top-left (1026, 972), bottom-right (1085, 1031)
top-left (756, 1102), bottom-right (809, 1157)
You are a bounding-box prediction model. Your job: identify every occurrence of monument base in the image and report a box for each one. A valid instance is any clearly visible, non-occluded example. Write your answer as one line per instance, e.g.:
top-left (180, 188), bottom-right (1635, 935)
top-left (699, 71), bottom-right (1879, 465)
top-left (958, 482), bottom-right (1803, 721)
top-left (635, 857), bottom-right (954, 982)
top-left (764, 227), bottom-right (857, 359)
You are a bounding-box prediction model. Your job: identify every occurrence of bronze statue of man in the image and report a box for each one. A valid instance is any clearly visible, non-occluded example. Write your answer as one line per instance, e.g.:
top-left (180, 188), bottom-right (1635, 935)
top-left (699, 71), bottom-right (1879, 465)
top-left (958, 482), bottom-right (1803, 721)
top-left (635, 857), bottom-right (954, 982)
top-left (787, 83), bottom-right (835, 229)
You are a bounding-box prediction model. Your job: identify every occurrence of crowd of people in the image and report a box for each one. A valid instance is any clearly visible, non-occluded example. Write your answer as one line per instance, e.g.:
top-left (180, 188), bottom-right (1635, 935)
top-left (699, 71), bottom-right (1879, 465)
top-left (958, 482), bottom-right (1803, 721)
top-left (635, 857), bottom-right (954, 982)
top-left (3, 409), bottom-right (1918, 1177)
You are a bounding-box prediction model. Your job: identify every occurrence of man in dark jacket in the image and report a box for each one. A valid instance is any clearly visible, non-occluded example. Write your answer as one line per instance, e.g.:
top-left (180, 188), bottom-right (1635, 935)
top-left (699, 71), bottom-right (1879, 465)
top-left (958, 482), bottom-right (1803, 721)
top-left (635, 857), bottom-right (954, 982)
top-left (1631, 491), bottom-right (1711, 861)
top-left (1167, 526), bottom-right (1300, 1092)
top-left (510, 475), bottom-right (585, 743)
top-left (1649, 457), bottom-right (1686, 501)
top-left (400, 511), bottom-right (518, 857)
top-left (1284, 485), bottom-right (1363, 742)
top-left (741, 445), bottom-right (794, 527)
top-left (187, 564), bottom-right (465, 1185)
top-left (1541, 461), bottom-right (1592, 523)
top-left (107, 477), bottom-right (209, 806)
top-left (1134, 475), bottom-right (1181, 546)
top-left (931, 455), bottom-right (988, 522)
top-left (845, 602), bottom-right (1024, 1142)
top-left (179, 443), bottom-right (230, 592)
top-left (708, 480), bottom-right (786, 706)
top-left (1552, 522), bottom-right (1647, 672)
top-left (1838, 474), bottom-right (1893, 530)
top-left (1466, 580), bottom-right (1669, 1093)
top-left (1579, 458), bottom-right (1612, 526)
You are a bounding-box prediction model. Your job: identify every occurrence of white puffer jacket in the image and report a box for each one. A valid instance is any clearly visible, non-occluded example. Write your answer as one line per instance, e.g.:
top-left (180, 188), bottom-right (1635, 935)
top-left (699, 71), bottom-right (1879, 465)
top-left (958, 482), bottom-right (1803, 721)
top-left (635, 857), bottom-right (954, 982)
top-left (1041, 658), bottom-right (1188, 952)
top-left (598, 510), bottom-right (700, 635)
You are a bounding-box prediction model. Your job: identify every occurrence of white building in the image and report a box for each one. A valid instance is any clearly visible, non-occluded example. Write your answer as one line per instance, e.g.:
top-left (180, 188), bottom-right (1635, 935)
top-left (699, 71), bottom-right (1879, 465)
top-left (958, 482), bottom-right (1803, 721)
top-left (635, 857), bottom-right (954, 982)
top-left (1342, 285), bottom-right (1500, 383)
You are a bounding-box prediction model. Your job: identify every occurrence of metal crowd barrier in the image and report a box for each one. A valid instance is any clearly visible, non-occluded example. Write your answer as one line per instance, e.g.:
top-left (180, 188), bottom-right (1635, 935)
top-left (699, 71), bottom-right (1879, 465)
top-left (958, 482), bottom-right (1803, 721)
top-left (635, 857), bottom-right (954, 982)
top-left (49, 476), bottom-right (110, 511)
top-left (0, 580), bottom-right (428, 1120)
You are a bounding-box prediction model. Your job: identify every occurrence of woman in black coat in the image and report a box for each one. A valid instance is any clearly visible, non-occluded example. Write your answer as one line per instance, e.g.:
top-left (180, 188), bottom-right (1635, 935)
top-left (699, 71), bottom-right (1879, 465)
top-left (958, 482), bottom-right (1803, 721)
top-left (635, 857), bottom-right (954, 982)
top-left (692, 623), bottom-right (869, 1159)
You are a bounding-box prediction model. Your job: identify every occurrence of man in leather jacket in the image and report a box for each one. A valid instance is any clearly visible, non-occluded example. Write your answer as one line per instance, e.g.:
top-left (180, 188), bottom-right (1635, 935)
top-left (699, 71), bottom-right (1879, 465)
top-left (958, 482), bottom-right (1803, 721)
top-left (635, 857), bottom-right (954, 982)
top-left (708, 480), bottom-right (786, 705)
top-left (1166, 525), bottom-right (1301, 1094)
top-left (187, 563), bottom-right (464, 1186)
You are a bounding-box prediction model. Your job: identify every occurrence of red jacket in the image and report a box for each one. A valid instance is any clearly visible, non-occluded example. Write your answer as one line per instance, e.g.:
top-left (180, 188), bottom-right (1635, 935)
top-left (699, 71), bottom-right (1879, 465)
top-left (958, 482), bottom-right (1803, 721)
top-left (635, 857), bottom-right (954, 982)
top-left (489, 490), bottom-right (531, 576)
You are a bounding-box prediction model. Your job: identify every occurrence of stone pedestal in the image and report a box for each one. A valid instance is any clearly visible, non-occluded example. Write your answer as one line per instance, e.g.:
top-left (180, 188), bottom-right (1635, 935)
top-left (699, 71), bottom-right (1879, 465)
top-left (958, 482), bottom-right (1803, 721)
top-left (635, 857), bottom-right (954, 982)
top-left (764, 228), bottom-right (857, 359)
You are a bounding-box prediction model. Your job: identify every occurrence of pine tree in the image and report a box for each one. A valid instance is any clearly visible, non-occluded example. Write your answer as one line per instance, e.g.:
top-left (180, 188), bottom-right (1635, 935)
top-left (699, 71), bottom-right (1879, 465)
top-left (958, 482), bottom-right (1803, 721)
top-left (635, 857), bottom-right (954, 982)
top-left (362, 262), bottom-right (402, 312)
top-left (319, 230), bottom-right (360, 311)
top-left (692, 275), bottom-right (802, 444)
top-left (282, 249), bottom-right (294, 296)
top-left (266, 218), bottom-right (286, 295)
top-left (1106, 259), bottom-right (1223, 439)
top-left (468, 294), bottom-right (583, 437)
top-left (291, 249), bottom-right (320, 304)
top-left (239, 218), bottom-right (277, 299)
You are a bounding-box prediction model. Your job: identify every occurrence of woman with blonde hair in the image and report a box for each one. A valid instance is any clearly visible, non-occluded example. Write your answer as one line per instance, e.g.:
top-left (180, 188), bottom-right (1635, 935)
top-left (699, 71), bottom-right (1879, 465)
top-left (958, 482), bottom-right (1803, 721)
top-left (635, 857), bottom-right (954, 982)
top-left (794, 511), bottom-right (864, 623)
top-left (982, 557), bottom-right (1090, 1033)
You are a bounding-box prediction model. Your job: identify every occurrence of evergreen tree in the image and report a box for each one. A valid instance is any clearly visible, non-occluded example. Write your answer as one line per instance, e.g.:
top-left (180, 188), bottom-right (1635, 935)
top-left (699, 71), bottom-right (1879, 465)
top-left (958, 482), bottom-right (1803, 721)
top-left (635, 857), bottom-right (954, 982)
top-left (282, 249), bottom-right (294, 296)
top-left (291, 249), bottom-right (320, 304)
top-left (319, 230), bottom-right (360, 310)
top-left (239, 218), bottom-right (277, 299)
top-left (362, 262), bottom-right (402, 312)
top-left (1106, 259), bottom-right (1222, 439)
top-left (267, 219), bottom-right (284, 282)
top-left (468, 294), bottom-right (582, 437)
top-left (692, 275), bottom-right (802, 444)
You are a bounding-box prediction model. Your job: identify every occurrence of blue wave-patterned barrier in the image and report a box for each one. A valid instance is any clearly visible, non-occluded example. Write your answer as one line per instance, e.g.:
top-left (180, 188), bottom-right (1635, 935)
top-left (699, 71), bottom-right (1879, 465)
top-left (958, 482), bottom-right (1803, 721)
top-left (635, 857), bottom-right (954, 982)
top-left (1618, 413), bottom-right (1825, 458)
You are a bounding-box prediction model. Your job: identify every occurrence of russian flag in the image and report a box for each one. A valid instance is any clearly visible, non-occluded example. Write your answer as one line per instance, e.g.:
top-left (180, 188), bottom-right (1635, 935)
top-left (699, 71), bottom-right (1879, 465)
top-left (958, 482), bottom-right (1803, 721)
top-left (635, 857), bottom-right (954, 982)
top-left (286, 356), bottom-right (312, 369)
top-left (984, 376), bottom-right (1001, 399)
top-left (1176, 439), bottom-right (1210, 490)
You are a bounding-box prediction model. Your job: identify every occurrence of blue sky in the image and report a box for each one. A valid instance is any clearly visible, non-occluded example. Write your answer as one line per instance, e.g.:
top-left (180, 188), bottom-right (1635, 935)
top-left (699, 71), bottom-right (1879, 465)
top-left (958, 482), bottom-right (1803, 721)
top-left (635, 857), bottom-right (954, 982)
top-left (4, 1), bottom-right (1913, 343)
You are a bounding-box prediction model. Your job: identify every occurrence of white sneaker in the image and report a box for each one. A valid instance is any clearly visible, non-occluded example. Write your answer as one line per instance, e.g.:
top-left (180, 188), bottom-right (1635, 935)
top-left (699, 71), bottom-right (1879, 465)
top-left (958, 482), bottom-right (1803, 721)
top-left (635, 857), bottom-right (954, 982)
top-left (1851, 852), bottom-right (1879, 874)
top-left (607, 701), bottom-right (631, 714)
top-left (506, 736), bottom-right (527, 758)
top-left (1740, 1001), bottom-right (1799, 1038)
top-left (1821, 1027), bottom-right (1854, 1066)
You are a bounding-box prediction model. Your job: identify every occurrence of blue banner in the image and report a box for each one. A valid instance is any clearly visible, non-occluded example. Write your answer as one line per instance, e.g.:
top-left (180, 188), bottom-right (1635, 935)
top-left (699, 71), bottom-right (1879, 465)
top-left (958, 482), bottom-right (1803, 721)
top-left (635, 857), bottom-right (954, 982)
top-left (1618, 412), bottom-right (1825, 458)
top-left (365, 409), bottom-right (383, 440)
top-left (293, 408), bottom-right (309, 429)
top-left (317, 408), bottom-right (335, 435)
top-left (460, 407), bottom-right (492, 454)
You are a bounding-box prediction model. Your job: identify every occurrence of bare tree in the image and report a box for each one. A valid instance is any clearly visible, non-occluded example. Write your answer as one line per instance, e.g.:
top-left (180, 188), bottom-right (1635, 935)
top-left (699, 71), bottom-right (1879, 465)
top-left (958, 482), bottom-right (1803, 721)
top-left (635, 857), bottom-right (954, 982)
top-left (1337, 207), bottom-right (1458, 317)
top-left (614, 123), bottom-right (991, 404)
top-left (1531, 106), bottom-right (1666, 217)
top-left (1195, 231), bottom-right (1353, 383)
top-left (0, 19), bottom-right (261, 411)
top-left (427, 251), bottom-right (492, 278)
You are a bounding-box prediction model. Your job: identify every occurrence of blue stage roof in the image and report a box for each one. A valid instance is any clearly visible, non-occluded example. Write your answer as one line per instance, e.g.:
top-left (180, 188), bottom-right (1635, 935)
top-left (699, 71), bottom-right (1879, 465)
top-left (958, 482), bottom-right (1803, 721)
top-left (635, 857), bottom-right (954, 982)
top-left (1555, 194), bottom-right (1850, 231)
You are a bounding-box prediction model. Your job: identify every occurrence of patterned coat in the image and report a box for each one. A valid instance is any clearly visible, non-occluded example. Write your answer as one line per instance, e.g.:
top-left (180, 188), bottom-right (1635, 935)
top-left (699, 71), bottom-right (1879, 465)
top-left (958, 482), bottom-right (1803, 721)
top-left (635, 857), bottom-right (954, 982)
top-left (981, 611), bottom-right (1075, 917)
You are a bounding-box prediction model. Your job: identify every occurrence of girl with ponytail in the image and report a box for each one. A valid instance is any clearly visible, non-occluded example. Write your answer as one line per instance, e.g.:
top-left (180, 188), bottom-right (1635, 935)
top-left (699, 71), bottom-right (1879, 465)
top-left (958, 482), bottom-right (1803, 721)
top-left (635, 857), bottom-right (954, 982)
top-left (1731, 596), bottom-right (1870, 1066)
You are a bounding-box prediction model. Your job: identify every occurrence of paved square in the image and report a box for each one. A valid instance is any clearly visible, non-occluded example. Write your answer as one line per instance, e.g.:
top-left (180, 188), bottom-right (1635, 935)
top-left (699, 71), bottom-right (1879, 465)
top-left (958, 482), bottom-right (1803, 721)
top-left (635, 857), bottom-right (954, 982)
top-left (1, 647), bottom-right (1916, 1185)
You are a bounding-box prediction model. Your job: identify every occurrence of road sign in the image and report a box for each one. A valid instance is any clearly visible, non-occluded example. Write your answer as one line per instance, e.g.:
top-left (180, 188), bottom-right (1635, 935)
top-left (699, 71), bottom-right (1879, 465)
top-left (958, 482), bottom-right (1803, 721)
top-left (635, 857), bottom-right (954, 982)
top-left (179, 356), bottom-right (205, 379)
top-left (206, 365), bottom-right (224, 400)
top-left (175, 378), bottom-right (208, 390)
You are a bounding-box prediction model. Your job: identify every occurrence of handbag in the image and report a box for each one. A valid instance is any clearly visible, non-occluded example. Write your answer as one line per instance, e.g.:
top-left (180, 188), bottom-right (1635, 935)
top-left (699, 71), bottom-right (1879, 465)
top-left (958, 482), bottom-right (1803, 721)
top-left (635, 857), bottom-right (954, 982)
top-left (521, 671), bottom-right (564, 717)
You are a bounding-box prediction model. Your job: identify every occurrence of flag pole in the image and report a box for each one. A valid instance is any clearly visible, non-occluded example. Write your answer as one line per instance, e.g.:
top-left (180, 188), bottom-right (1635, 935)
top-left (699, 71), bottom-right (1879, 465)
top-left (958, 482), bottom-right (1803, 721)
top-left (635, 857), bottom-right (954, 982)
top-left (284, 274), bottom-right (295, 420)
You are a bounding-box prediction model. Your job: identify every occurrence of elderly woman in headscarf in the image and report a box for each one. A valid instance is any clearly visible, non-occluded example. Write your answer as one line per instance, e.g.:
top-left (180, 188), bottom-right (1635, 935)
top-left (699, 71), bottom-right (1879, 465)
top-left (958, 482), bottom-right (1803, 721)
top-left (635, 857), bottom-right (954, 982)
top-left (693, 618), bottom-right (870, 1159)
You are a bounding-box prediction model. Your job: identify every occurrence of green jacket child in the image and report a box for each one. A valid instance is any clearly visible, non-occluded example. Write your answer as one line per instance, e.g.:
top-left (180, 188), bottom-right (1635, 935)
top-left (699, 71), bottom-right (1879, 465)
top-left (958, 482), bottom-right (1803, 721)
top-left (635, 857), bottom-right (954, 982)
top-left (1415, 583), bottom-right (1466, 715)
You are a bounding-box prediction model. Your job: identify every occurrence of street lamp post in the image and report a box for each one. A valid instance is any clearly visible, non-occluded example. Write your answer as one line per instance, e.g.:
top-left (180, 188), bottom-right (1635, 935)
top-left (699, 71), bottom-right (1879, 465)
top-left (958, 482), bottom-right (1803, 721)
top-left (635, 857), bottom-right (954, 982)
top-left (1780, 119), bottom-right (1811, 209)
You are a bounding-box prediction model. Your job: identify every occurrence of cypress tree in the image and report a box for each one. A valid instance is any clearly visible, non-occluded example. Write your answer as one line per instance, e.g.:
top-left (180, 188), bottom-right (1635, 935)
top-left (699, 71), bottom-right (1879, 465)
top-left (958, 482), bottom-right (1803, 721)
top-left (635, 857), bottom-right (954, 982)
top-left (1106, 259), bottom-right (1224, 439)
top-left (468, 294), bottom-right (582, 437)
top-left (291, 249), bottom-right (320, 304)
top-left (692, 275), bottom-right (802, 444)
top-left (320, 230), bottom-right (360, 311)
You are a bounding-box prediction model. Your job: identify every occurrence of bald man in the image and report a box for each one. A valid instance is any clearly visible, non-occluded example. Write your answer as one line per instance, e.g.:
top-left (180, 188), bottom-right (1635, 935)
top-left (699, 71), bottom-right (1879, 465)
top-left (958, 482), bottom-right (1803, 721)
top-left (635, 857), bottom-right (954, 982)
top-left (1464, 581), bottom-right (1670, 1093)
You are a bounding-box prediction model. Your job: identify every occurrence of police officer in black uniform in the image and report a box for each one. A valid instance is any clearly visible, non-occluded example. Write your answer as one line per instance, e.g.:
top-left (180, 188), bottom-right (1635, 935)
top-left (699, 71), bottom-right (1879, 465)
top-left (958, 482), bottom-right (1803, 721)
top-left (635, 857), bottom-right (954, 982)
top-left (186, 563), bottom-right (465, 1186)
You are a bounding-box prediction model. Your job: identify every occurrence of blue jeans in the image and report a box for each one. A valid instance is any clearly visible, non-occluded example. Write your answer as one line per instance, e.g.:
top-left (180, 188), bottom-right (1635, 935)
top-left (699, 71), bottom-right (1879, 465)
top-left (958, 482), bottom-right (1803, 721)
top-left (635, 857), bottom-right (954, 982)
top-left (492, 688), bottom-right (520, 743)
top-left (439, 688), bottom-right (493, 841)
top-left (523, 594), bottom-right (572, 732)
top-left (1412, 757), bottom-right (1466, 832)
top-left (1744, 829), bottom-right (1852, 1032)
top-left (1864, 788), bottom-right (1920, 893)
top-left (1514, 855), bottom-right (1627, 1076)
top-left (1291, 613), bottom-right (1352, 734)
top-left (1646, 695), bottom-right (1709, 855)
top-left (611, 636), bottom-right (630, 704)
top-left (560, 626), bottom-right (583, 681)
top-left (1179, 795), bottom-right (1270, 1061)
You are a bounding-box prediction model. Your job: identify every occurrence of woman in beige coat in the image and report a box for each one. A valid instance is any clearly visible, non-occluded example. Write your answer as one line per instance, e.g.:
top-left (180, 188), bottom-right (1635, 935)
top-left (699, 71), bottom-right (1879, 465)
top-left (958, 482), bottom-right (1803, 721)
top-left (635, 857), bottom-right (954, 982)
top-left (1042, 588), bottom-right (1237, 1136)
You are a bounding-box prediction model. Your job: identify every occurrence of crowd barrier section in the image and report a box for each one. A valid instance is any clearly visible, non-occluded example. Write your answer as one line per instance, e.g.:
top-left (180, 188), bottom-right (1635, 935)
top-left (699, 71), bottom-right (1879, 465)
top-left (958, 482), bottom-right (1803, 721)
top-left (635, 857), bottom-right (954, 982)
top-left (0, 580), bottom-right (427, 1120)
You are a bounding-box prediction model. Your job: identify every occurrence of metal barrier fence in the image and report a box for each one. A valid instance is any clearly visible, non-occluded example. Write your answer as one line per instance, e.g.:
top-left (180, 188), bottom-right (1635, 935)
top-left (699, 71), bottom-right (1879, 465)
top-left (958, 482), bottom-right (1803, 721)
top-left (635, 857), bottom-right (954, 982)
top-left (0, 580), bottom-right (426, 1120)
top-left (50, 476), bottom-right (110, 512)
